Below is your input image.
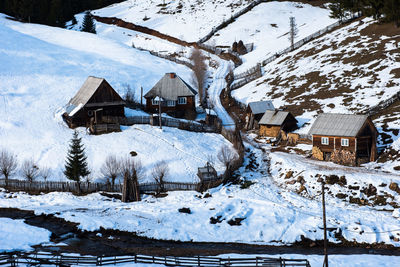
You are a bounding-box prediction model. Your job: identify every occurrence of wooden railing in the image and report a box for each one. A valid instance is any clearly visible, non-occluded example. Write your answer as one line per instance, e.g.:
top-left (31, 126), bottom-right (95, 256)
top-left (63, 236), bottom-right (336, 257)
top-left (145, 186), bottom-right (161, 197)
top-left (0, 252), bottom-right (311, 267)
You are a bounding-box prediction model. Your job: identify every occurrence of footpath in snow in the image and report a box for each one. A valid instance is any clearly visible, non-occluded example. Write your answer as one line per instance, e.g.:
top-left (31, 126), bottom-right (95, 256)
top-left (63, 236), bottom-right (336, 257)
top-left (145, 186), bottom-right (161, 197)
top-left (208, 61), bottom-right (236, 130)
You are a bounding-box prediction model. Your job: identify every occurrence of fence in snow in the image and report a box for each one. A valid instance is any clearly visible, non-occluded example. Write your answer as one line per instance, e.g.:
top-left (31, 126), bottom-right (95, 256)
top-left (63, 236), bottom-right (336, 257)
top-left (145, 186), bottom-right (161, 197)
top-left (364, 91), bottom-right (400, 116)
top-left (0, 252), bottom-right (311, 267)
top-left (230, 13), bottom-right (362, 90)
top-left (102, 115), bottom-right (218, 133)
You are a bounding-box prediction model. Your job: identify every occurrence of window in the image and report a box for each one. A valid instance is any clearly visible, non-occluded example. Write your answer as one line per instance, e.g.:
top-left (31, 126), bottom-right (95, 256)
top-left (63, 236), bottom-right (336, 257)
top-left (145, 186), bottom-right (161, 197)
top-left (341, 138), bottom-right (349, 147)
top-left (152, 99), bottom-right (159, 105)
top-left (167, 100), bottom-right (176, 107)
top-left (321, 137), bottom-right (329, 145)
top-left (178, 97), bottom-right (187, 105)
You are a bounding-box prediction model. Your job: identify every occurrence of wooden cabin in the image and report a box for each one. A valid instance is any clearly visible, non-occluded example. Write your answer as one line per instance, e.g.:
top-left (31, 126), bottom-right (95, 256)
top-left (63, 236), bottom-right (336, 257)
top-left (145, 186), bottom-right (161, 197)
top-left (245, 100), bottom-right (275, 130)
top-left (144, 73), bottom-right (197, 118)
top-left (258, 110), bottom-right (298, 138)
top-left (308, 113), bottom-right (378, 166)
top-left (62, 76), bottom-right (125, 128)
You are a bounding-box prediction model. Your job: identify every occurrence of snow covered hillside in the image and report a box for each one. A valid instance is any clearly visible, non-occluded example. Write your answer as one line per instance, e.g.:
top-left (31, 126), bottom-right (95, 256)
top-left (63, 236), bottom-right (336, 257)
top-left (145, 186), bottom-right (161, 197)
top-left (1, 143), bottom-right (399, 248)
top-left (92, 0), bottom-right (253, 42)
top-left (206, 1), bottom-right (337, 72)
top-left (0, 15), bottom-right (234, 183)
top-left (232, 17), bottom-right (400, 170)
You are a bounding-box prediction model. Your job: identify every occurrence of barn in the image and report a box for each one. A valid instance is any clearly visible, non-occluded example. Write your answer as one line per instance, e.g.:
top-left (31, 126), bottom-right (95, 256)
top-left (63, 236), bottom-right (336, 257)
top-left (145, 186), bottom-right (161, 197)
top-left (144, 73), bottom-right (197, 118)
top-left (308, 113), bottom-right (378, 166)
top-left (245, 100), bottom-right (275, 130)
top-left (258, 110), bottom-right (298, 138)
top-left (62, 76), bottom-right (125, 128)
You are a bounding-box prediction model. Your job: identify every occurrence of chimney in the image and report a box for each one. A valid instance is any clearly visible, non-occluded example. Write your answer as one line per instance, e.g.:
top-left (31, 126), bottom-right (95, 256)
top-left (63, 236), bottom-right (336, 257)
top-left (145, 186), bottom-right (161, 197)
top-left (169, 73), bottom-right (176, 78)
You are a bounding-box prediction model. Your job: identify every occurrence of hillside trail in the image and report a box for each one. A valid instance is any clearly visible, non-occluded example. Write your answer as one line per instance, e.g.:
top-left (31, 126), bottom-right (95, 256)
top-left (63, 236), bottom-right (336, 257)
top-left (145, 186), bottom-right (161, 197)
top-left (208, 60), bottom-right (236, 130)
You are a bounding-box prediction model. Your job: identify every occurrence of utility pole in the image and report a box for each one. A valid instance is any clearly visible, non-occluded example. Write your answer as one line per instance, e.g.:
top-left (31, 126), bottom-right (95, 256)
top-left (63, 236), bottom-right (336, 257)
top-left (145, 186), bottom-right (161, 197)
top-left (322, 181), bottom-right (328, 267)
top-left (158, 88), bottom-right (162, 129)
top-left (140, 87), bottom-right (143, 107)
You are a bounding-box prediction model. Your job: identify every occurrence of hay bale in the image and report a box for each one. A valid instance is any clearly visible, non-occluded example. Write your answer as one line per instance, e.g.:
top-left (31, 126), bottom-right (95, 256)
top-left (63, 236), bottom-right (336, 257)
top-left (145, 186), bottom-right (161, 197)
top-left (312, 146), bottom-right (323, 160)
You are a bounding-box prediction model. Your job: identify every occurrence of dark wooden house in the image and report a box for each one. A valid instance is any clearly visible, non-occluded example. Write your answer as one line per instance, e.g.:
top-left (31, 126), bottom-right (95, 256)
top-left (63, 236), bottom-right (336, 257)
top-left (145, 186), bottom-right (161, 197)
top-left (62, 76), bottom-right (125, 128)
top-left (308, 113), bottom-right (378, 166)
top-left (245, 100), bottom-right (275, 130)
top-left (258, 110), bottom-right (298, 138)
top-left (144, 73), bottom-right (197, 118)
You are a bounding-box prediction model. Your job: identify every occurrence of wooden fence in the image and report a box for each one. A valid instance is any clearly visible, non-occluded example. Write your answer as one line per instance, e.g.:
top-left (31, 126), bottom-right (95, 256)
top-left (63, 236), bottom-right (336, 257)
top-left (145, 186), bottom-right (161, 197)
top-left (102, 115), bottom-right (218, 133)
top-left (0, 252), bottom-right (311, 267)
top-left (364, 91), bottom-right (400, 116)
top-left (0, 179), bottom-right (122, 194)
top-left (230, 13), bottom-right (362, 90)
top-left (0, 178), bottom-right (224, 195)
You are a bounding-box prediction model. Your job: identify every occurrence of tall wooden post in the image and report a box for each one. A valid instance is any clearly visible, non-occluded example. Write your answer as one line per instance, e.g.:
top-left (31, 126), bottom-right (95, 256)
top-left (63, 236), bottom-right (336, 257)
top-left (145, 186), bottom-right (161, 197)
top-left (158, 88), bottom-right (162, 129)
top-left (140, 87), bottom-right (143, 106)
top-left (322, 181), bottom-right (328, 267)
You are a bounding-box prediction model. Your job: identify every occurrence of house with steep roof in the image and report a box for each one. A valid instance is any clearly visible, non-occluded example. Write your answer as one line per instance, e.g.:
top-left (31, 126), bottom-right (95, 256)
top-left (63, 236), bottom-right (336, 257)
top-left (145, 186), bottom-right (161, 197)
top-left (246, 100), bottom-right (275, 130)
top-left (144, 73), bottom-right (197, 118)
top-left (62, 76), bottom-right (125, 128)
top-left (308, 113), bottom-right (378, 166)
top-left (258, 110), bottom-right (297, 137)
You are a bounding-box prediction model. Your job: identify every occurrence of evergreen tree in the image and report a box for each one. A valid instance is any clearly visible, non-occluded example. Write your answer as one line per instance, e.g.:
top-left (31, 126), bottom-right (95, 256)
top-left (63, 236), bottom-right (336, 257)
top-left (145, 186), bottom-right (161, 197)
top-left (64, 131), bottom-right (90, 193)
top-left (382, 0), bottom-right (400, 26)
top-left (81, 10), bottom-right (96, 33)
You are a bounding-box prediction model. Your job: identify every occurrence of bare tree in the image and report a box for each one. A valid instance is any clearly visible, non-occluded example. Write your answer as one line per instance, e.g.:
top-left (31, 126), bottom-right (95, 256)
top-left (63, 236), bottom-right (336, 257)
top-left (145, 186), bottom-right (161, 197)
top-left (101, 155), bottom-right (121, 188)
top-left (121, 158), bottom-right (144, 202)
top-left (40, 166), bottom-right (51, 182)
top-left (288, 17), bottom-right (298, 50)
top-left (190, 48), bottom-right (207, 106)
top-left (21, 159), bottom-right (39, 183)
top-left (152, 161), bottom-right (169, 194)
top-left (217, 145), bottom-right (238, 182)
top-left (123, 83), bottom-right (136, 104)
top-left (0, 149), bottom-right (18, 186)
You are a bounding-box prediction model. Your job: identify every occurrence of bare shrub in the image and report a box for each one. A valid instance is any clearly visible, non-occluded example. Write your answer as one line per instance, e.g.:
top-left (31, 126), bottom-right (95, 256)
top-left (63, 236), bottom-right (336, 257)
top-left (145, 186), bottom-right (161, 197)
top-left (217, 145), bottom-right (238, 182)
top-left (190, 49), bottom-right (207, 106)
top-left (123, 83), bottom-right (136, 104)
top-left (21, 159), bottom-right (39, 183)
top-left (152, 161), bottom-right (169, 194)
top-left (101, 155), bottom-right (122, 188)
top-left (0, 149), bottom-right (18, 184)
top-left (40, 166), bottom-right (51, 181)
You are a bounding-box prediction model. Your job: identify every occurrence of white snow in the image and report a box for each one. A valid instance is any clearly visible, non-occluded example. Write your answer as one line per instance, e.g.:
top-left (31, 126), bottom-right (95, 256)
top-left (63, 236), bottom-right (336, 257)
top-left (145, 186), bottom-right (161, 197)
top-left (0, 15), bottom-right (233, 183)
top-left (1, 143), bottom-right (399, 247)
top-left (0, 218), bottom-right (51, 252)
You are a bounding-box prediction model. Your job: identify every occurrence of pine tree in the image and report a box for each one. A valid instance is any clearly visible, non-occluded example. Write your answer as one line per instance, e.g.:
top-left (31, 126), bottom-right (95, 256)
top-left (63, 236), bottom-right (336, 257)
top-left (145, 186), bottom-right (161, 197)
top-left (81, 10), bottom-right (96, 33)
top-left (64, 131), bottom-right (90, 193)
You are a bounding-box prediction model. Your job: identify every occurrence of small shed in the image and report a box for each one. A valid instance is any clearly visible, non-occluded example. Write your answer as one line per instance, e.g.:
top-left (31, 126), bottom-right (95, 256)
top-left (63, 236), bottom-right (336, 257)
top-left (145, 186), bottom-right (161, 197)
top-left (62, 76), bottom-right (125, 128)
top-left (258, 110), bottom-right (298, 137)
top-left (308, 113), bottom-right (378, 166)
top-left (144, 73), bottom-right (197, 118)
top-left (246, 101), bottom-right (275, 130)
top-left (197, 163), bottom-right (218, 182)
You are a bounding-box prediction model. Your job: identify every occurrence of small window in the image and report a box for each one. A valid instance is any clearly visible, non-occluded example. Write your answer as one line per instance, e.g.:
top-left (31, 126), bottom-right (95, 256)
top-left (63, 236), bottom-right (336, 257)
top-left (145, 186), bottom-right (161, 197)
top-left (178, 97), bottom-right (187, 105)
top-left (321, 137), bottom-right (329, 145)
top-left (167, 100), bottom-right (176, 107)
top-left (341, 138), bottom-right (349, 147)
top-left (152, 99), bottom-right (159, 105)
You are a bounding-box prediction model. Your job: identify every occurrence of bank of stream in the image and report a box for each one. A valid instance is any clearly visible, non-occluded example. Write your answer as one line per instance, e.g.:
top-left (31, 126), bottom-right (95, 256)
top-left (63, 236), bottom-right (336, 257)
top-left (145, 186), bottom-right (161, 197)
top-left (1, 208), bottom-right (399, 258)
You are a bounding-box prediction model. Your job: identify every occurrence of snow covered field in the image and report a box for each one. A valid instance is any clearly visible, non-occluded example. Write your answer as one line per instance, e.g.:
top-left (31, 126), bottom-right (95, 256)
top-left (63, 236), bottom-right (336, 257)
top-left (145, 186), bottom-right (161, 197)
top-left (1, 143), bottom-right (399, 248)
top-left (93, 0), bottom-right (253, 42)
top-left (0, 14), bottom-right (234, 183)
top-left (207, 1), bottom-right (337, 72)
top-left (0, 218), bottom-right (51, 252)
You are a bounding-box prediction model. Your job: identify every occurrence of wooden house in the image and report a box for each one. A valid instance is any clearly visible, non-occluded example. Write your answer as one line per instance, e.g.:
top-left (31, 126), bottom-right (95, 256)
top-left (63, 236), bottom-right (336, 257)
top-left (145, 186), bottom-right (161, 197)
top-left (197, 163), bottom-right (218, 182)
top-left (144, 73), bottom-right (197, 118)
top-left (308, 113), bottom-right (378, 166)
top-left (245, 100), bottom-right (275, 130)
top-left (258, 110), bottom-right (298, 138)
top-left (62, 76), bottom-right (125, 128)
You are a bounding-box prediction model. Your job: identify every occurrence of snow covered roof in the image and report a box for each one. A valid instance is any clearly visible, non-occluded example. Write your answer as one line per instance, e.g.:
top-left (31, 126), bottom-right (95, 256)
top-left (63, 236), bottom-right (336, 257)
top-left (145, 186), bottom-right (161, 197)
top-left (308, 113), bottom-right (369, 137)
top-left (144, 73), bottom-right (197, 101)
top-left (259, 110), bottom-right (291, 126)
top-left (248, 100), bottom-right (274, 115)
top-left (69, 76), bottom-right (105, 107)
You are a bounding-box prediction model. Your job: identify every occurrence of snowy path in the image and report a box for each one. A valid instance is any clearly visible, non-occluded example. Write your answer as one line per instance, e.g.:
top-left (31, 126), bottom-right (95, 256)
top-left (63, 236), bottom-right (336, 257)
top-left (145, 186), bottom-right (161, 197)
top-left (208, 61), bottom-right (236, 130)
